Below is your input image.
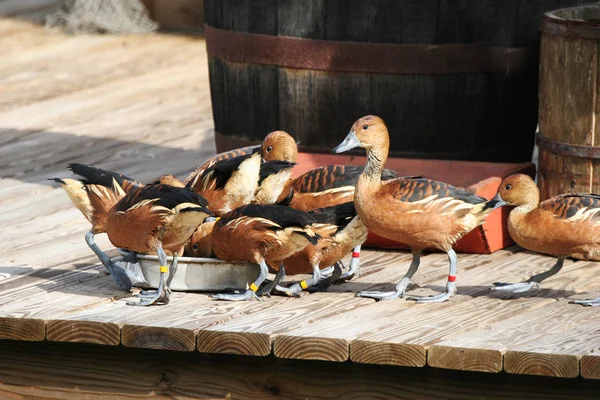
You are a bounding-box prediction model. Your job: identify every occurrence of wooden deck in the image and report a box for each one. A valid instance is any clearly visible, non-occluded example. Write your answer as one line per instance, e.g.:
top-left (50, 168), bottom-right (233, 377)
top-left (1, 6), bottom-right (600, 395)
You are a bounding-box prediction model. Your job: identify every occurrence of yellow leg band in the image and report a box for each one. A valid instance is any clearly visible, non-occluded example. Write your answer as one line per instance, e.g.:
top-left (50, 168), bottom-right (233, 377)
top-left (249, 283), bottom-right (259, 292)
top-left (159, 265), bottom-right (169, 273)
top-left (300, 280), bottom-right (309, 290)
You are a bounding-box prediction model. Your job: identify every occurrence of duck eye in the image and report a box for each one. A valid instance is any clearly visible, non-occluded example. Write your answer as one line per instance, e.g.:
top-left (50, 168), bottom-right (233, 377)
top-left (505, 184), bottom-right (512, 190)
top-left (362, 125), bottom-right (369, 131)
top-left (193, 243), bottom-right (199, 250)
top-left (266, 145), bottom-right (272, 152)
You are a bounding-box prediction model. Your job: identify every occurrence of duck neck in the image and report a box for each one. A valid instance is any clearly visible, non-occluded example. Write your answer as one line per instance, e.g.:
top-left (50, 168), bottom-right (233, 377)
top-left (510, 190), bottom-right (539, 217)
top-left (363, 146), bottom-right (388, 183)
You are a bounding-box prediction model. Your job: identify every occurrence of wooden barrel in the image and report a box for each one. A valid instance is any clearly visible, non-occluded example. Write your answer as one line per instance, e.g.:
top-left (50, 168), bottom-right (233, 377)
top-left (205, 1), bottom-right (591, 163)
top-left (538, 5), bottom-right (600, 199)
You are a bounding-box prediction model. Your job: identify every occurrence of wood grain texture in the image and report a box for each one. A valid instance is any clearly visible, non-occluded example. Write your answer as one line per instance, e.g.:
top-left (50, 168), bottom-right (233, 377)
top-left (274, 335), bottom-right (348, 362)
top-left (196, 331), bottom-right (271, 356)
top-left (428, 345), bottom-right (503, 373)
top-left (538, 6), bottom-right (600, 200)
top-left (581, 354), bottom-right (600, 380)
top-left (0, 317), bottom-right (45, 341)
top-left (350, 341), bottom-right (426, 367)
top-left (204, 1), bottom-right (595, 162)
top-left (430, 298), bottom-right (600, 377)
top-left (195, 292), bottom-right (373, 360)
top-left (3, 340), bottom-right (600, 400)
top-left (504, 351), bottom-right (579, 378)
top-left (46, 319), bottom-right (120, 345)
top-left (122, 325), bottom-right (195, 352)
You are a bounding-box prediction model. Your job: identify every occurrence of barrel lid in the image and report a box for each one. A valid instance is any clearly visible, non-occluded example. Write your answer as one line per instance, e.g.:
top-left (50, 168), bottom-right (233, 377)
top-left (542, 5), bottom-right (600, 39)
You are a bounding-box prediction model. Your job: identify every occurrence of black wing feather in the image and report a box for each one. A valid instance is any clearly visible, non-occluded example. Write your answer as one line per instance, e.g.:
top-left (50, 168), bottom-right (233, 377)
top-left (223, 204), bottom-right (315, 228)
top-left (116, 184), bottom-right (209, 212)
top-left (259, 161), bottom-right (296, 184)
top-left (68, 163), bottom-right (141, 189)
top-left (308, 201), bottom-right (357, 231)
top-left (191, 153), bottom-right (254, 190)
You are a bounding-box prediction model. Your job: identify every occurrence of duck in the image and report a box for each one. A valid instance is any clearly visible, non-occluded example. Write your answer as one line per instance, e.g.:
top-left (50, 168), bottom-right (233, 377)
top-left (332, 115), bottom-right (501, 303)
top-left (107, 184), bottom-right (213, 305)
top-left (274, 201), bottom-right (368, 296)
top-left (489, 173), bottom-right (600, 306)
top-left (210, 204), bottom-right (319, 301)
top-left (184, 131), bottom-right (297, 216)
top-left (252, 131), bottom-right (298, 204)
top-left (51, 163), bottom-right (145, 289)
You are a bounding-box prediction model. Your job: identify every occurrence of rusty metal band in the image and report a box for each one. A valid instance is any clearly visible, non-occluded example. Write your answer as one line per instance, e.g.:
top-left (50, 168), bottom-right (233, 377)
top-left (205, 25), bottom-right (530, 74)
top-left (541, 6), bottom-right (600, 39)
top-left (214, 131), bottom-right (518, 160)
top-left (536, 132), bottom-right (600, 159)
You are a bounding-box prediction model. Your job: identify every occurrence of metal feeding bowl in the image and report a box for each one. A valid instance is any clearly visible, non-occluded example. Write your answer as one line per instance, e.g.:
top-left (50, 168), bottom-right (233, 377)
top-left (118, 250), bottom-right (260, 292)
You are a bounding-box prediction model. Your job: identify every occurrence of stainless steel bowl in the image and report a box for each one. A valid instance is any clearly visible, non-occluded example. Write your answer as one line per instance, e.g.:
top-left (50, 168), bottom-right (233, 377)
top-left (117, 250), bottom-right (260, 292)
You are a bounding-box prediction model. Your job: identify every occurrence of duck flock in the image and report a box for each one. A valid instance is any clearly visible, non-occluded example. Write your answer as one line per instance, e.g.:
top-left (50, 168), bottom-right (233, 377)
top-left (52, 115), bottom-right (600, 307)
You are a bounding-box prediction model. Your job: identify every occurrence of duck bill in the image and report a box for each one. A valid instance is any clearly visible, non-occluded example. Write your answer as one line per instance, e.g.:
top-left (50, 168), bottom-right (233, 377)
top-left (333, 131), bottom-right (360, 154)
top-left (488, 193), bottom-right (508, 209)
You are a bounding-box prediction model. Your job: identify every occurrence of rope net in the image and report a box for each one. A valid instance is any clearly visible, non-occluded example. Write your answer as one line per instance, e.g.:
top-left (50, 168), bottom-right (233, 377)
top-left (46, 0), bottom-right (158, 34)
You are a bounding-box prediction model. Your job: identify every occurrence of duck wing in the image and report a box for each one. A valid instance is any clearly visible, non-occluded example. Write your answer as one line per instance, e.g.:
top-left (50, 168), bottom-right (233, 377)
top-left (116, 184), bottom-right (209, 213)
top-left (183, 145), bottom-right (260, 186)
top-left (539, 193), bottom-right (600, 222)
top-left (188, 152), bottom-right (256, 191)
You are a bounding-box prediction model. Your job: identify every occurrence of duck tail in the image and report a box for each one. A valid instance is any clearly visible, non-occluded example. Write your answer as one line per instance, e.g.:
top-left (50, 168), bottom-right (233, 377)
top-left (68, 163), bottom-right (141, 193)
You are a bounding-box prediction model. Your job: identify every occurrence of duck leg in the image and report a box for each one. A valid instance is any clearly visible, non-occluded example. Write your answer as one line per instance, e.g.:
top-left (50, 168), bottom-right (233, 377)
top-left (165, 252), bottom-right (179, 290)
top-left (320, 260), bottom-right (345, 277)
top-left (85, 231), bottom-right (129, 290)
top-left (338, 245), bottom-right (362, 281)
top-left (256, 267), bottom-right (286, 297)
top-left (128, 245), bottom-right (171, 306)
top-left (570, 295), bottom-right (600, 307)
top-left (492, 257), bottom-right (565, 294)
top-left (406, 249), bottom-right (457, 303)
top-left (357, 251), bottom-right (421, 300)
top-left (277, 263), bottom-right (323, 297)
top-left (211, 259), bottom-right (268, 301)
top-left (138, 252), bottom-right (179, 297)
top-left (307, 263), bottom-right (343, 293)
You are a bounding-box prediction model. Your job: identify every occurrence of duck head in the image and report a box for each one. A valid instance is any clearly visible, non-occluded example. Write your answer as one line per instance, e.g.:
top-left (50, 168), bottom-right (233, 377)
top-left (261, 131), bottom-right (298, 163)
top-left (491, 174), bottom-right (539, 208)
top-left (333, 115), bottom-right (389, 154)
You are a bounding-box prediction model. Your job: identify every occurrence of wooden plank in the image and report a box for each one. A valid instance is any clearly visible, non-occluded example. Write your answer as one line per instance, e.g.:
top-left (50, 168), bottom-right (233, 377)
top-left (277, 250), bottom-right (600, 370)
top-left (0, 317), bottom-right (45, 341)
top-left (4, 340), bottom-right (600, 399)
top-left (46, 320), bottom-right (120, 345)
top-left (121, 325), bottom-right (196, 352)
top-left (47, 250), bottom-right (393, 353)
top-left (273, 249), bottom-right (521, 365)
top-left (503, 317), bottom-right (600, 378)
top-left (197, 293), bottom-right (372, 360)
top-left (196, 250), bottom-right (420, 360)
top-left (429, 298), bottom-right (600, 377)
top-left (581, 352), bottom-right (600, 380)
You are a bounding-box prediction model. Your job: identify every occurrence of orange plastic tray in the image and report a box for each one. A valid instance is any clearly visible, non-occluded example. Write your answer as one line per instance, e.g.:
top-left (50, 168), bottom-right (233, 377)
top-left (292, 153), bottom-right (536, 254)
